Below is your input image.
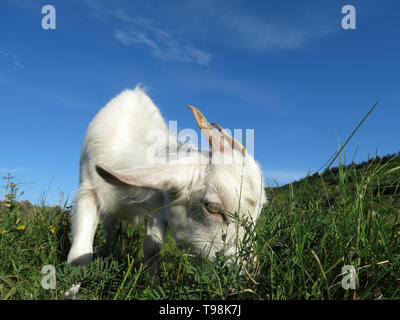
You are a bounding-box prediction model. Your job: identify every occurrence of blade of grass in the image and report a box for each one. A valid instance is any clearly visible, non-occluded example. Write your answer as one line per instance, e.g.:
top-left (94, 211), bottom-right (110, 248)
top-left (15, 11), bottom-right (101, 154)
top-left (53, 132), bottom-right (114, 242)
top-left (317, 100), bottom-right (380, 173)
top-left (113, 255), bottom-right (134, 300)
top-left (311, 250), bottom-right (331, 300)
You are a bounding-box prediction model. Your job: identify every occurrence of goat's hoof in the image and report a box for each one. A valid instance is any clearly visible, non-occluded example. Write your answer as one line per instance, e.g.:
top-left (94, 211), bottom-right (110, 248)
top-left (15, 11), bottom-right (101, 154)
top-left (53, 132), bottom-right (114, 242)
top-left (67, 252), bottom-right (93, 265)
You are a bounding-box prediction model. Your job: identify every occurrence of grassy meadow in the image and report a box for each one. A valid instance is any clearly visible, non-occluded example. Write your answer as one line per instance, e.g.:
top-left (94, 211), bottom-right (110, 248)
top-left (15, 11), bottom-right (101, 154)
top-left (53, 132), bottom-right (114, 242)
top-left (0, 153), bottom-right (399, 300)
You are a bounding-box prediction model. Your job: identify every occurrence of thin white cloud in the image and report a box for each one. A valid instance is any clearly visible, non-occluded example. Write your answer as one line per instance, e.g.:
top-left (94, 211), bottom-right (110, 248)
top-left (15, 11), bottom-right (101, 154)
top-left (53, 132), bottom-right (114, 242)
top-left (114, 28), bottom-right (212, 65)
top-left (112, 10), bottom-right (212, 65)
top-left (1, 50), bottom-right (24, 70)
top-left (225, 17), bottom-right (324, 52)
top-left (217, 10), bottom-right (335, 53)
top-left (83, 2), bottom-right (212, 66)
top-left (0, 168), bottom-right (30, 174)
top-left (167, 0), bottom-right (338, 53)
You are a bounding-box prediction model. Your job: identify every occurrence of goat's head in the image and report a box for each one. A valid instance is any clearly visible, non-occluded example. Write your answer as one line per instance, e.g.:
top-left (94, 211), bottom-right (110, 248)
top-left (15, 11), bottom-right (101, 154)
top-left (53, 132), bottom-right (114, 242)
top-left (95, 104), bottom-right (266, 265)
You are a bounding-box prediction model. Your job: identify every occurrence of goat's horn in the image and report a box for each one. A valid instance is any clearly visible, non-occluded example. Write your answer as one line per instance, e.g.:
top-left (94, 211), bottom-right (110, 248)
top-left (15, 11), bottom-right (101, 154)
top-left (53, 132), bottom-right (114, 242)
top-left (187, 105), bottom-right (228, 153)
top-left (187, 105), bottom-right (214, 130)
top-left (211, 122), bottom-right (246, 155)
top-left (210, 122), bottom-right (223, 132)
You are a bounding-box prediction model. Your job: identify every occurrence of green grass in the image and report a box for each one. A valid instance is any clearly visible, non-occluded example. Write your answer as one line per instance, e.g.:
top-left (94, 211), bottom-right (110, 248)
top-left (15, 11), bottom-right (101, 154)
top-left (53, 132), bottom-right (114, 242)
top-left (0, 153), bottom-right (399, 300)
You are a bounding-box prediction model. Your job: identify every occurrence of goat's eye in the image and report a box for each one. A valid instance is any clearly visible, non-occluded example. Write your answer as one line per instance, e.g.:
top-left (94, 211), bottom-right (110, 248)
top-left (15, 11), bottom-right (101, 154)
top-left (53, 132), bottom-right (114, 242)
top-left (203, 202), bottom-right (226, 221)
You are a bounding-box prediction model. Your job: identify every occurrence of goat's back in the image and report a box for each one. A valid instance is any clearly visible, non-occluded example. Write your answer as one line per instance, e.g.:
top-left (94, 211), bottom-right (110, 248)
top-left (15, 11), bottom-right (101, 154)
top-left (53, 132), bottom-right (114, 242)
top-left (79, 87), bottom-right (168, 187)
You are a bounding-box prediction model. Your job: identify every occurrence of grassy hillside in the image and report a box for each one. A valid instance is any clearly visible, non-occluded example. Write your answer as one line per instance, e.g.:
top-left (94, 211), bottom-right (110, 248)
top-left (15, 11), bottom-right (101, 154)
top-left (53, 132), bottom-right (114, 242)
top-left (0, 153), bottom-right (399, 300)
top-left (273, 152), bottom-right (400, 213)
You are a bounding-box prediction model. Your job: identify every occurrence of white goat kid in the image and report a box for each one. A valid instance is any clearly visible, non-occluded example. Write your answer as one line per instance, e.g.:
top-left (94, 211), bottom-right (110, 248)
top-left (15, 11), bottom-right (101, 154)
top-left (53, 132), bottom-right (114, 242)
top-left (67, 86), bottom-right (266, 274)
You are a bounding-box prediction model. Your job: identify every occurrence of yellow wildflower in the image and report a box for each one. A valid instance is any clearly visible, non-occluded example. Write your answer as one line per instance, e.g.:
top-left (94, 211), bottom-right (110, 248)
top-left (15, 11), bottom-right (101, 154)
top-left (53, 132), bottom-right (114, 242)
top-left (0, 229), bottom-right (6, 234)
top-left (16, 225), bottom-right (26, 231)
top-left (49, 225), bottom-right (56, 234)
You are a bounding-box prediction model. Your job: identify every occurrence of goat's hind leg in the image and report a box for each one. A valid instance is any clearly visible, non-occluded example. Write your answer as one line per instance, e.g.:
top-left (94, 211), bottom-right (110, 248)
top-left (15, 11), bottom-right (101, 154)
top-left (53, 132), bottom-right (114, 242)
top-left (67, 188), bottom-right (99, 265)
top-left (143, 212), bottom-right (167, 276)
top-left (102, 214), bottom-right (122, 258)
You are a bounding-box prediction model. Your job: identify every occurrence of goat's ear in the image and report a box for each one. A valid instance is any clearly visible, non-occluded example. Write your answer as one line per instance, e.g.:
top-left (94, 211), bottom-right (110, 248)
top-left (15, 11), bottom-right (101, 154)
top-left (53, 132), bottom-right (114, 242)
top-left (95, 165), bottom-right (185, 191)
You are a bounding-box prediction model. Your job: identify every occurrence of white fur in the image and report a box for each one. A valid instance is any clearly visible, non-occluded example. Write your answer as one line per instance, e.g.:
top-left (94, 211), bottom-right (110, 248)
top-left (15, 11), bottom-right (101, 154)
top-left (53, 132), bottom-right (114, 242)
top-left (67, 86), bottom-right (266, 274)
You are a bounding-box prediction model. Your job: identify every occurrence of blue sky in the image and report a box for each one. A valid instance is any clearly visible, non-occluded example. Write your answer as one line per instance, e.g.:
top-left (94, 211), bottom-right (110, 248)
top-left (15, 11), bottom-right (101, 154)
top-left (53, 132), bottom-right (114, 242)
top-left (0, 0), bottom-right (399, 205)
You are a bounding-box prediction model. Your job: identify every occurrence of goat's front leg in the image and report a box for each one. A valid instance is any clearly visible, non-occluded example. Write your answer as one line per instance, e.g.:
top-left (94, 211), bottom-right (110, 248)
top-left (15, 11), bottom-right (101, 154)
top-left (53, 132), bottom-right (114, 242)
top-left (143, 211), bottom-right (167, 276)
top-left (67, 188), bottom-right (99, 265)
